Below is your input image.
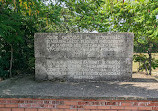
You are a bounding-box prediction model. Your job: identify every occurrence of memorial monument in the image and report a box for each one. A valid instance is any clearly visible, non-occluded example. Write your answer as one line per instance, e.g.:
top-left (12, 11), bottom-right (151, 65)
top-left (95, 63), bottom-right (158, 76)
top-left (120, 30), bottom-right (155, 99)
top-left (34, 33), bottom-right (134, 81)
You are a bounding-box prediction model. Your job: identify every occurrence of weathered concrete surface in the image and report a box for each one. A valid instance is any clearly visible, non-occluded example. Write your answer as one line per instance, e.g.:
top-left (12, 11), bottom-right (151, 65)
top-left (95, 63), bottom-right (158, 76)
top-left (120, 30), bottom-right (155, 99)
top-left (34, 33), bottom-right (134, 81)
top-left (0, 74), bottom-right (158, 99)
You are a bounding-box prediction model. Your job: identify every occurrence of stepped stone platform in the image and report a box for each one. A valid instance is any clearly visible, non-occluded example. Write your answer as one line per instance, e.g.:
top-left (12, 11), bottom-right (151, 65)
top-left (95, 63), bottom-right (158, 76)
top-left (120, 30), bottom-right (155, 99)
top-left (0, 73), bottom-right (158, 100)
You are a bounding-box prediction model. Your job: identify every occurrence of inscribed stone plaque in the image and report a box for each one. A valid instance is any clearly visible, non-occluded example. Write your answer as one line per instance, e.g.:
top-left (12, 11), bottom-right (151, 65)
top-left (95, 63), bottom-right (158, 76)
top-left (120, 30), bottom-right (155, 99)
top-left (35, 33), bottom-right (134, 81)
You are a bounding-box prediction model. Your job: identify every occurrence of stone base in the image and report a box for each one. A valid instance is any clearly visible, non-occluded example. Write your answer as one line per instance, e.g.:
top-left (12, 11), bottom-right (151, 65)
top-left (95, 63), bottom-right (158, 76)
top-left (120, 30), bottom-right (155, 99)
top-left (35, 74), bottom-right (132, 82)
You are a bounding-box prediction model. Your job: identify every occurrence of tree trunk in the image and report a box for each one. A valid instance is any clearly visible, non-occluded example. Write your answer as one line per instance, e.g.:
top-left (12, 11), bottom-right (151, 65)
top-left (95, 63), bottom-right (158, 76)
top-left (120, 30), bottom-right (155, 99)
top-left (143, 60), bottom-right (148, 75)
top-left (9, 44), bottom-right (13, 78)
top-left (148, 51), bottom-right (152, 75)
top-left (148, 43), bottom-right (153, 75)
top-left (138, 61), bottom-right (140, 72)
top-left (138, 53), bottom-right (141, 72)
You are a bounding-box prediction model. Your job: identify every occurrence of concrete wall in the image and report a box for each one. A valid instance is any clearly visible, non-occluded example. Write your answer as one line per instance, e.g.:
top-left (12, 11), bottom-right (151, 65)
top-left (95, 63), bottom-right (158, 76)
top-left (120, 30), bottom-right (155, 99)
top-left (34, 33), bottom-right (134, 81)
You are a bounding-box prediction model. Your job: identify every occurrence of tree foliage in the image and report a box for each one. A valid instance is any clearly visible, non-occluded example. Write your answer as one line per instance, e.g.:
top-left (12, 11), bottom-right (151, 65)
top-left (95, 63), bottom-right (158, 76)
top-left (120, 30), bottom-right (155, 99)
top-left (0, 0), bottom-right (158, 79)
top-left (106, 0), bottom-right (158, 75)
top-left (0, 0), bottom-right (63, 79)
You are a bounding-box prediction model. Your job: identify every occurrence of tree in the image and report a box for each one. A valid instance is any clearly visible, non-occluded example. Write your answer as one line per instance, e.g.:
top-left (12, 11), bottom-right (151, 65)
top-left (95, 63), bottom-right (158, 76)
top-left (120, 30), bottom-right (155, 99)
top-left (0, 3), bottom-right (25, 77)
top-left (105, 0), bottom-right (158, 75)
top-left (0, 0), bottom-right (158, 79)
top-left (0, 0), bottom-right (64, 79)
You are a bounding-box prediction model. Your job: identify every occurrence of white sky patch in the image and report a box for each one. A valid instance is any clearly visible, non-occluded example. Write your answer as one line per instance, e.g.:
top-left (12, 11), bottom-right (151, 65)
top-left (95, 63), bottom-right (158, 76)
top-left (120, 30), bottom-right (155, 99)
top-left (156, 15), bottom-right (158, 20)
top-left (90, 30), bottom-right (98, 33)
